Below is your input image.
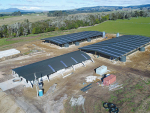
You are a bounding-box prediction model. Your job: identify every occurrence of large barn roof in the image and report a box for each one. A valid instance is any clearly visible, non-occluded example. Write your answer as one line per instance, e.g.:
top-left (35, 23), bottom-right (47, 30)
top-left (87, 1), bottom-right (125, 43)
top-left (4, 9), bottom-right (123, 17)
top-left (12, 51), bottom-right (91, 81)
top-left (79, 35), bottom-right (150, 58)
top-left (41, 31), bottom-right (103, 45)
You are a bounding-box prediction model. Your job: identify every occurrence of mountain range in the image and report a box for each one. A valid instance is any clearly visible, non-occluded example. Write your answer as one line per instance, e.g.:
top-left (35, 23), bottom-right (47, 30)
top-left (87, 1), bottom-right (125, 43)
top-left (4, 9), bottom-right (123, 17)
top-left (0, 4), bottom-right (150, 13)
top-left (0, 8), bottom-right (43, 13)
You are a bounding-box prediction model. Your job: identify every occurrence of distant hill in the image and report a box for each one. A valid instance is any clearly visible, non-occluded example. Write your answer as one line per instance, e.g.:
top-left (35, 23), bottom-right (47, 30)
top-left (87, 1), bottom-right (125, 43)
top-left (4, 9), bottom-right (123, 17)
top-left (48, 4), bottom-right (150, 14)
top-left (0, 8), bottom-right (43, 13)
top-left (1, 4), bottom-right (150, 14)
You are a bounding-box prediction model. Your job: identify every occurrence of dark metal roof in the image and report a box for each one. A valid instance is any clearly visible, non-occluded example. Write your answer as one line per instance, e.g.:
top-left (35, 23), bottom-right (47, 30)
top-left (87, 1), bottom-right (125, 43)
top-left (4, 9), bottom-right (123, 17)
top-left (79, 35), bottom-right (150, 58)
top-left (12, 51), bottom-right (91, 81)
top-left (41, 31), bottom-right (103, 45)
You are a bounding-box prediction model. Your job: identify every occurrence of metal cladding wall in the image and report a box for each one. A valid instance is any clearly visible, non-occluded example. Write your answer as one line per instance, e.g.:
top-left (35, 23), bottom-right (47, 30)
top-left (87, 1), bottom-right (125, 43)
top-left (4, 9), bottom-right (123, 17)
top-left (64, 43), bottom-right (69, 47)
top-left (12, 51), bottom-right (91, 81)
top-left (120, 56), bottom-right (126, 62)
top-left (87, 38), bottom-right (91, 42)
top-left (75, 42), bottom-right (80, 46)
top-left (103, 74), bottom-right (116, 86)
top-left (139, 47), bottom-right (145, 51)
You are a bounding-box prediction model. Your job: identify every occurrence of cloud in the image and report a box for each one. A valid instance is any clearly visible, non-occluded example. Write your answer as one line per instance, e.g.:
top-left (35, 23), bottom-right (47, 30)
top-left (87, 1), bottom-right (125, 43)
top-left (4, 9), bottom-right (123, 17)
top-left (25, 0), bottom-right (49, 3)
top-left (9, 3), bottom-right (58, 8)
top-left (26, 0), bottom-right (33, 2)
top-left (92, 0), bottom-right (150, 6)
top-left (19, 6), bottom-right (41, 10)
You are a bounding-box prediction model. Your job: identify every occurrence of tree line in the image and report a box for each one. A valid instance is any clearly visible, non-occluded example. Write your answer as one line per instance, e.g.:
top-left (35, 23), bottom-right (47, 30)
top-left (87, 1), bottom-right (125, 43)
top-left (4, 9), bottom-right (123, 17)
top-left (0, 10), bottom-right (150, 39)
top-left (47, 11), bottom-right (68, 17)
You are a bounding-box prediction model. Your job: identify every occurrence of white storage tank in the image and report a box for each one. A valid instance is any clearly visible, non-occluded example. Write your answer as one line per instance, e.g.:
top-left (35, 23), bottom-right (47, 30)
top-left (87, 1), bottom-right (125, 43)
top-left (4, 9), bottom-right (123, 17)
top-left (96, 65), bottom-right (107, 75)
top-left (116, 33), bottom-right (119, 37)
top-left (103, 31), bottom-right (105, 38)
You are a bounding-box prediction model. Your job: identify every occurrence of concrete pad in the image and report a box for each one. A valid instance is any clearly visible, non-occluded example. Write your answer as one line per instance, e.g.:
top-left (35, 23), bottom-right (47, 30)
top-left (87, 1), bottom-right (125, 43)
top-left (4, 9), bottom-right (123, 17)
top-left (0, 78), bottom-right (30, 91)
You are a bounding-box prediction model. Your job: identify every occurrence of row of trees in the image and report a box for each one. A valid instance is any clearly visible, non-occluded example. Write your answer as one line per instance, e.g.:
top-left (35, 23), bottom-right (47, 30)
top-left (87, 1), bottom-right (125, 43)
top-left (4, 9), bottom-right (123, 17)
top-left (0, 10), bottom-right (150, 38)
top-left (11, 11), bottom-right (22, 16)
top-left (109, 10), bottom-right (150, 20)
top-left (47, 11), bottom-right (68, 17)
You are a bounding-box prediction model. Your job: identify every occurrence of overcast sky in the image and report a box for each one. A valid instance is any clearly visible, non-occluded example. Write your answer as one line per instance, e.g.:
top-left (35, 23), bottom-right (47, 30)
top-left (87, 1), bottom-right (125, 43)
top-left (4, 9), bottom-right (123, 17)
top-left (0, 0), bottom-right (150, 11)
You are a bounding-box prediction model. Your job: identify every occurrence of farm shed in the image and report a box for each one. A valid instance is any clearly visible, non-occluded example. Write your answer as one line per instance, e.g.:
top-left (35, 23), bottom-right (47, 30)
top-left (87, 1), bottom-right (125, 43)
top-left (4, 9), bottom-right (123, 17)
top-left (103, 74), bottom-right (116, 86)
top-left (79, 35), bottom-right (150, 62)
top-left (41, 31), bottom-right (103, 47)
top-left (12, 51), bottom-right (93, 87)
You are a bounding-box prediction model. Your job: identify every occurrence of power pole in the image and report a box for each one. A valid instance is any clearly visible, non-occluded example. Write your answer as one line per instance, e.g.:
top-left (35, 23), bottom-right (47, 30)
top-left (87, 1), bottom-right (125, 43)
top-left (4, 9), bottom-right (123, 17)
top-left (34, 73), bottom-right (38, 97)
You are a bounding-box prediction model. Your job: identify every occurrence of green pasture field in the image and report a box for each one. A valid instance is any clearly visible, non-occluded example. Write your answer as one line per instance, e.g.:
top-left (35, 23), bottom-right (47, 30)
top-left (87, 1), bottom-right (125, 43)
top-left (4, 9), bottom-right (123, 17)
top-left (81, 17), bottom-right (150, 37)
top-left (0, 17), bottom-right (150, 49)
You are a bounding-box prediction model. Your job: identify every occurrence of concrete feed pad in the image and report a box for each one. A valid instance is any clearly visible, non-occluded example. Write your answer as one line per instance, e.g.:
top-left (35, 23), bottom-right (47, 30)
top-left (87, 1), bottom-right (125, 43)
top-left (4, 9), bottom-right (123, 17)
top-left (0, 79), bottom-right (29, 91)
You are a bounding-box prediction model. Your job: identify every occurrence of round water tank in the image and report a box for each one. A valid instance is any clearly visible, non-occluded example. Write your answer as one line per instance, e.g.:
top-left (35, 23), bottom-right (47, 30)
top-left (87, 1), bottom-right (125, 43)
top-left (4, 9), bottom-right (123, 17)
top-left (39, 90), bottom-right (43, 96)
top-left (116, 33), bottom-right (119, 37)
top-left (120, 56), bottom-right (126, 62)
top-left (139, 47), bottom-right (145, 51)
top-left (103, 31), bottom-right (105, 38)
top-left (87, 38), bottom-right (91, 42)
top-left (75, 42), bottom-right (79, 46)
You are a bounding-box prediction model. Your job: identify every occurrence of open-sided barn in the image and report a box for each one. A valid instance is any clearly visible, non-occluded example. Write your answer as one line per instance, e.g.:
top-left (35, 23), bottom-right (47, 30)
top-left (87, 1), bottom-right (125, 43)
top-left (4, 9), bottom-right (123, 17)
top-left (41, 31), bottom-right (104, 47)
top-left (12, 51), bottom-right (93, 86)
top-left (79, 35), bottom-right (150, 62)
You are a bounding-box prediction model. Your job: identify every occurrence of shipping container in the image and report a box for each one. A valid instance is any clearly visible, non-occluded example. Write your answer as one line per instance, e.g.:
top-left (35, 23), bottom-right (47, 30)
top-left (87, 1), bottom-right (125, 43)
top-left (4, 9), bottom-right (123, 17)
top-left (103, 74), bottom-right (116, 86)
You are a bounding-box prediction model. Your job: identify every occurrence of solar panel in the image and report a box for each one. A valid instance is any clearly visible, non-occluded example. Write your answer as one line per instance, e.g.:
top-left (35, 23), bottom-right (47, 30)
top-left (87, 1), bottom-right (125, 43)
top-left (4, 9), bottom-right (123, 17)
top-left (80, 35), bottom-right (150, 58)
top-left (42, 31), bottom-right (103, 45)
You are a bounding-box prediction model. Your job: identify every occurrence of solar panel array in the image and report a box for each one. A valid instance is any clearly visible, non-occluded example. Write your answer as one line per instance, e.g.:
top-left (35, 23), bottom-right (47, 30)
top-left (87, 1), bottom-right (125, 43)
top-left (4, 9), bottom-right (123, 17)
top-left (80, 35), bottom-right (150, 58)
top-left (42, 31), bottom-right (103, 45)
top-left (12, 51), bottom-right (91, 81)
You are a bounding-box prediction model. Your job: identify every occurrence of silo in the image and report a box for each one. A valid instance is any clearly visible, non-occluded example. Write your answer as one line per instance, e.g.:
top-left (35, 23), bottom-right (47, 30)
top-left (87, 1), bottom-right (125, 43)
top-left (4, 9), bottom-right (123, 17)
top-left (64, 43), bottom-right (69, 47)
top-left (120, 56), bottom-right (126, 62)
top-left (139, 47), bottom-right (145, 51)
top-left (87, 38), bottom-right (91, 42)
top-left (116, 33), bottom-right (119, 37)
top-left (103, 31), bottom-right (105, 38)
top-left (75, 42), bottom-right (79, 46)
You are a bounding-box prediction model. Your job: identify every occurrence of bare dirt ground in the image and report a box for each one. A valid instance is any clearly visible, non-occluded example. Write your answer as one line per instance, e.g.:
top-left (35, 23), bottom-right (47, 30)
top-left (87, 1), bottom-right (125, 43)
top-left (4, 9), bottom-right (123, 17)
top-left (0, 34), bottom-right (150, 113)
top-left (0, 88), bottom-right (25, 113)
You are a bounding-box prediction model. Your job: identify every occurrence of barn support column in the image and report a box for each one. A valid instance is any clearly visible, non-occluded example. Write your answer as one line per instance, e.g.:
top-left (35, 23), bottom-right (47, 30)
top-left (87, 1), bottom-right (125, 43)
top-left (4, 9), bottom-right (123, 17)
top-left (72, 65), bottom-right (75, 71)
top-left (91, 58), bottom-right (95, 63)
top-left (95, 51), bottom-right (96, 55)
top-left (30, 81), bottom-right (33, 88)
top-left (95, 51), bottom-right (97, 58)
top-left (47, 75), bottom-right (49, 82)
top-left (61, 72), bottom-right (64, 76)
top-left (12, 71), bottom-right (14, 75)
top-left (82, 62), bottom-right (86, 67)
